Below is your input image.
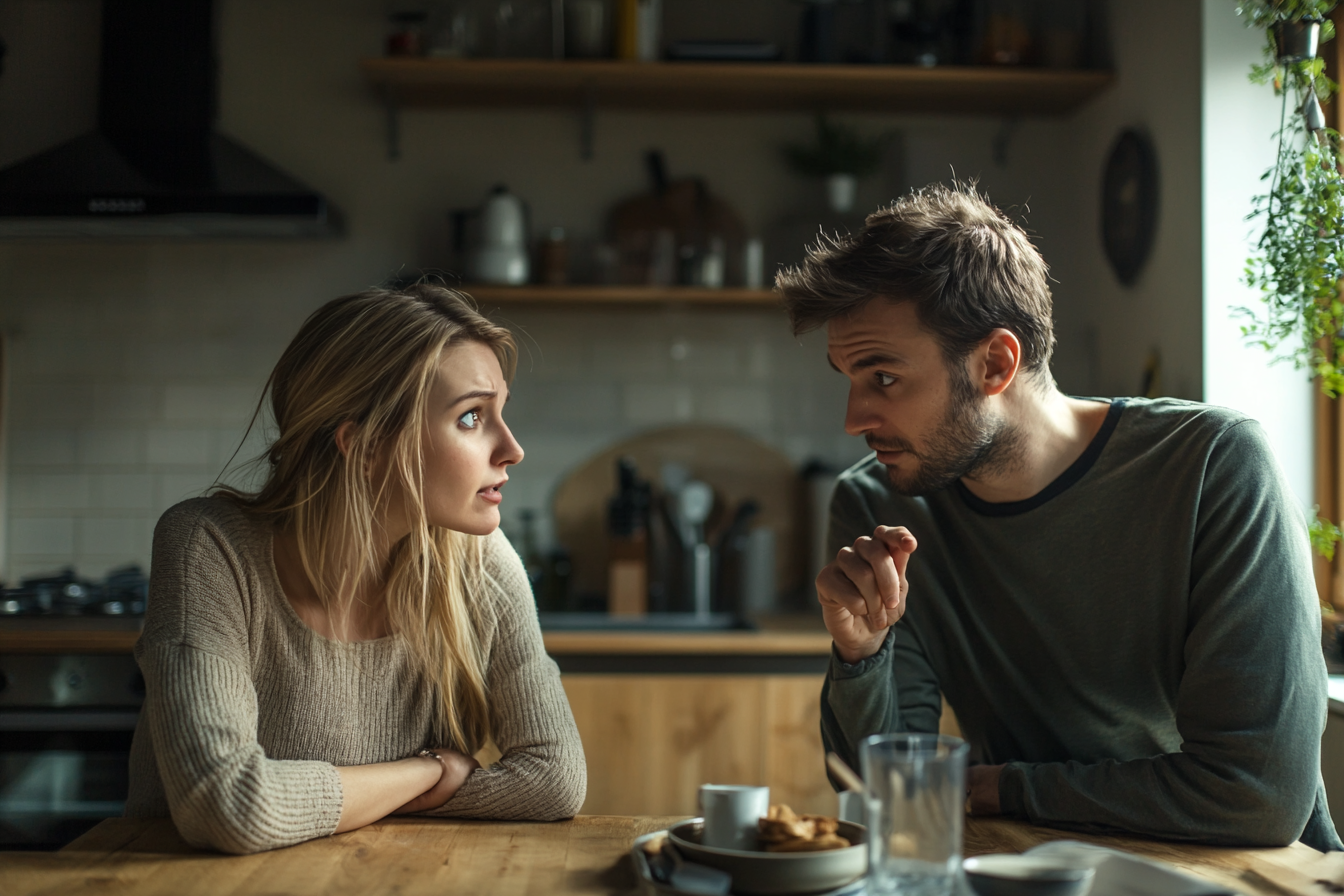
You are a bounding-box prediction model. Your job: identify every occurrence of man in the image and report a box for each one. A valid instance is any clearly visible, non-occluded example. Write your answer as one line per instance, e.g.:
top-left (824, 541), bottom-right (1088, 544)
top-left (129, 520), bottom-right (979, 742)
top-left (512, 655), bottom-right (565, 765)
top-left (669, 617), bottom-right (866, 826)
top-left (776, 182), bottom-right (1342, 851)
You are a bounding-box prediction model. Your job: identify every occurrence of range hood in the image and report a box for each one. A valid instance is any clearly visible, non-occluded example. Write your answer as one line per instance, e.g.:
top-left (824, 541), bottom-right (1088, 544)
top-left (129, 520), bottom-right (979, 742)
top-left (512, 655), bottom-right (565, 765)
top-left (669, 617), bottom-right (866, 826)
top-left (0, 0), bottom-right (340, 238)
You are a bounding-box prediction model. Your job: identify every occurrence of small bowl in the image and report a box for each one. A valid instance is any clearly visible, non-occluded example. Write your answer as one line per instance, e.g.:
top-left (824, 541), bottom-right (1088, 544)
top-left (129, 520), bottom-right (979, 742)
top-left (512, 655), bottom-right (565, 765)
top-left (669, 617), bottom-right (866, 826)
top-left (667, 818), bottom-right (867, 896)
top-left (963, 854), bottom-right (1096, 896)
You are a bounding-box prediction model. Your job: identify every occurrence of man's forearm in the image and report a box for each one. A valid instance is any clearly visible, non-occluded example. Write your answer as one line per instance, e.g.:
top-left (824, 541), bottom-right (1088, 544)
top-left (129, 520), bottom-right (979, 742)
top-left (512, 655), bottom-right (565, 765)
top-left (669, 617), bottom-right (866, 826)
top-left (998, 752), bottom-right (1315, 847)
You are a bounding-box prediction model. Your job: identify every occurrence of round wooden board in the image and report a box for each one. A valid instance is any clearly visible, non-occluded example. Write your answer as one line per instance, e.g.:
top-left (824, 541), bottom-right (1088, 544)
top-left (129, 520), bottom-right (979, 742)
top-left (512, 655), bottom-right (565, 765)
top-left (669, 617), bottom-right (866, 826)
top-left (552, 425), bottom-right (802, 601)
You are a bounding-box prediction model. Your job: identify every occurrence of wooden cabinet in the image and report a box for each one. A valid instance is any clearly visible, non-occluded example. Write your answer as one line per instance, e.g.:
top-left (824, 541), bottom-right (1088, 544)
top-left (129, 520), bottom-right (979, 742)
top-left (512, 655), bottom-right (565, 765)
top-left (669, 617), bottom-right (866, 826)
top-left (562, 674), bottom-right (833, 817)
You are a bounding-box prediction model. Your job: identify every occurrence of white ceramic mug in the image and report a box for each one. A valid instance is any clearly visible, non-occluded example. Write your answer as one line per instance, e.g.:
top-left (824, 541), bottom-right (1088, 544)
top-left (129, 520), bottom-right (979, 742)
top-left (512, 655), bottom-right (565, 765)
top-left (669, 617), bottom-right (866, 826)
top-left (698, 784), bottom-right (769, 851)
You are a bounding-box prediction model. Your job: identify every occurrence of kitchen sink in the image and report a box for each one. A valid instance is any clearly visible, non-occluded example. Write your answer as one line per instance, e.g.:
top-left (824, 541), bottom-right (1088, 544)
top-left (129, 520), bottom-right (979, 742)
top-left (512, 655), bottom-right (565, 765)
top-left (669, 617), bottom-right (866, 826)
top-left (537, 612), bottom-right (754, 632)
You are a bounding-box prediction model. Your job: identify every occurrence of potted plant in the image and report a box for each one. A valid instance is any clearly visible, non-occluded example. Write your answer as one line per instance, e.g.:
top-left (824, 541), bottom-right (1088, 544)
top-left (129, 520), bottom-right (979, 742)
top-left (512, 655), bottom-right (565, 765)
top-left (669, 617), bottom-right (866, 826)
top-left (1236, 1), bottom-right (1344, 566)
top-left (783, 116), bottom-right (888, 213)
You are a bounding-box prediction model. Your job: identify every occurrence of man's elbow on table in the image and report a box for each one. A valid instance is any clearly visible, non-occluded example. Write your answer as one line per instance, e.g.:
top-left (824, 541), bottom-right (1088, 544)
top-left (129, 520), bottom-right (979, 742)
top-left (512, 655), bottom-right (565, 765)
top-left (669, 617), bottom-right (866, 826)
top-left (1181, 776), bottom-right (1314, 848)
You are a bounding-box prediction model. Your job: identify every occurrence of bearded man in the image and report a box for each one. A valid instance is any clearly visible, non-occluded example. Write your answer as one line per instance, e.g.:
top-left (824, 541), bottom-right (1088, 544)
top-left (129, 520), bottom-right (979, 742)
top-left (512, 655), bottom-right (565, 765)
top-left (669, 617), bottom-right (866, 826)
top-left (777, 182), bottom-right (1342, 851)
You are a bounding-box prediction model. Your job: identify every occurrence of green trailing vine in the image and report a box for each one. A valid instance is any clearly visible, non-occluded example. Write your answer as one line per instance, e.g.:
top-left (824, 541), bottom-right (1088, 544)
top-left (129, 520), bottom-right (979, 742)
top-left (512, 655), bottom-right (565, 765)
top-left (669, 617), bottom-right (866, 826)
top-left (783, 115), bottom-right (888, 178)
top-left (1236, 2), bottom-right (1344, 569)
top-left (1236, 1), bottom-right (1344, 394)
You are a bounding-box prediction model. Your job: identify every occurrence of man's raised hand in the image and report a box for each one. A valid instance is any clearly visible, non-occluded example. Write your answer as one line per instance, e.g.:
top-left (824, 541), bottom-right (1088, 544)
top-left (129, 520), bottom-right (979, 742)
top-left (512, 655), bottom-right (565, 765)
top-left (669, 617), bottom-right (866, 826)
top-left (816, 526), bottom-right (917, 664)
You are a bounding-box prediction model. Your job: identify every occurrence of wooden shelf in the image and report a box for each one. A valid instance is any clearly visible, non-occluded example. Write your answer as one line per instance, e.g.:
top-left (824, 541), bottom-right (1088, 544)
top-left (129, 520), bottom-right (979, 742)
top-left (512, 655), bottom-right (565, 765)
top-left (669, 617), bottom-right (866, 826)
top-left (464, 284), bottom-right (780, 306)
top-left (360, 58), bottom-right (1113, 116)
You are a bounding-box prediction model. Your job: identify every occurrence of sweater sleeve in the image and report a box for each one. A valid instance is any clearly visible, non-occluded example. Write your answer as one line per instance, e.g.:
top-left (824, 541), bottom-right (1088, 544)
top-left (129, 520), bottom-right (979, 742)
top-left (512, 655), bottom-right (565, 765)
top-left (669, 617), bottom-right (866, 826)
top-left (820, 472), bottom-right (944, 781)
top-left (999, 420), bottom-right (1338, 849)
top-left (422, 529), bottom-right (587, 820)
top-left (135, 504), bottom-right (344, 854)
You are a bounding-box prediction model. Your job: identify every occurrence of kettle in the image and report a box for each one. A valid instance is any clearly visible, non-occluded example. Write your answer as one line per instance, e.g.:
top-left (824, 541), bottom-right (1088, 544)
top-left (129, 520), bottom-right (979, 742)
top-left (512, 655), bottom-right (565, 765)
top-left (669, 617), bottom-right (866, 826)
top-left (473, 185), bottom-right (530, 285)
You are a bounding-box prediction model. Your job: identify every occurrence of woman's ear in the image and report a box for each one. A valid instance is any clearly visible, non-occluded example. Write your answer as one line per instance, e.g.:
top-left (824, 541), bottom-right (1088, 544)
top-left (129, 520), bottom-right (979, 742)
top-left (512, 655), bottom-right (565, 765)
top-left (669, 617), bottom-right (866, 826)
top-left (334, 421), bottom-right (358, 458)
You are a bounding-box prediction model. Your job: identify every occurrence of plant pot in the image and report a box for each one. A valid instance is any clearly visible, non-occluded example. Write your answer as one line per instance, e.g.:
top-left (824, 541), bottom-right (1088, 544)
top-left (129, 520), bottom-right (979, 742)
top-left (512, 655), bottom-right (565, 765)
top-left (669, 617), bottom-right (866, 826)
top-left (826, 173), bottom-right (858, 213)
top-left (1273, 19), bottom-right (1321, 63)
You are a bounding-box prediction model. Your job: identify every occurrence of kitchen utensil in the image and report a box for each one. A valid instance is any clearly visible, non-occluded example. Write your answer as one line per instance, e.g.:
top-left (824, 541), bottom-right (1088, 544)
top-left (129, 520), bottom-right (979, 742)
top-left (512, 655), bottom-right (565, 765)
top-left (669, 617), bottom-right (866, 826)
top-left (667, 818), bottom-right (868, 896)
top-left (551, 426), bottom-right (801, 610)
top-left (608, 151), bottom-right (746, 286)
top-left (677, 480), bottom-right (714, 619)
top-left (824, 752), bottom-right (866, 795)
top-left (963, 855), bottom-right (1096, 896)
top-left (860, 733), bottom-right (968, 896)
top-left (698, 784), bottom-right (769, 851)
top-left (827, 752), bottom-right (870, 827)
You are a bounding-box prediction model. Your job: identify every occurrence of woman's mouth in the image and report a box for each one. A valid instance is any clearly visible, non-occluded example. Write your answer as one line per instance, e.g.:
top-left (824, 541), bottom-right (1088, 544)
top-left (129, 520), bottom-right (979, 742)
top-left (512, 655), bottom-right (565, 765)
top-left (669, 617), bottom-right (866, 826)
top-left (477, 482), bottom-right (505, 505)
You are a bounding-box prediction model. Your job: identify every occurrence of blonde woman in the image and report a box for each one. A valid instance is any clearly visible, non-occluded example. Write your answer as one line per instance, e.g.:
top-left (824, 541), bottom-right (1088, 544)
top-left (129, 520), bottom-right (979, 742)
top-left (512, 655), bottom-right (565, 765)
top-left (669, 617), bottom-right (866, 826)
top-left (126, 285), bottom-right (585, 854)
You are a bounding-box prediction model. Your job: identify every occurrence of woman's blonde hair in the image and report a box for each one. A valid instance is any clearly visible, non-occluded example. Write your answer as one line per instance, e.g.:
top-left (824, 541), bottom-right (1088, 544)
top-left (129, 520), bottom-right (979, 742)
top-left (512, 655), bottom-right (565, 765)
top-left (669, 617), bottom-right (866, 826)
top-left (218, 283), bottom-right (517, 754)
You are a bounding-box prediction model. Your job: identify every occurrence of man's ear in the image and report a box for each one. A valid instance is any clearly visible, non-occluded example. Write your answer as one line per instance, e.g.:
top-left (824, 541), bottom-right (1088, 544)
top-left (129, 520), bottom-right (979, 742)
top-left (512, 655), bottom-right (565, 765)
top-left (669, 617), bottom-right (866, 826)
top-left (334, 421), bottom-right (357, 458)
top-left (977, 329), bottom-right (1021, 397)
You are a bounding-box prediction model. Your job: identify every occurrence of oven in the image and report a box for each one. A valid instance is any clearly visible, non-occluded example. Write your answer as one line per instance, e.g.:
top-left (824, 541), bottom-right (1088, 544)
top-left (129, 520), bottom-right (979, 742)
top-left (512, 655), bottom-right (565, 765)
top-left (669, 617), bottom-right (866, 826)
top-left (0, 653), bottom-right (144, 849)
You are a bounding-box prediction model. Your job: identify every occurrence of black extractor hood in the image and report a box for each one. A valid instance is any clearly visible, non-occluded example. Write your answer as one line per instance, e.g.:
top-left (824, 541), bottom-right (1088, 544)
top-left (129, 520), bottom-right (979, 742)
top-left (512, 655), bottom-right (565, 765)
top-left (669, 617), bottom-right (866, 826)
top-left (0, 0), bottom-right (340, 238)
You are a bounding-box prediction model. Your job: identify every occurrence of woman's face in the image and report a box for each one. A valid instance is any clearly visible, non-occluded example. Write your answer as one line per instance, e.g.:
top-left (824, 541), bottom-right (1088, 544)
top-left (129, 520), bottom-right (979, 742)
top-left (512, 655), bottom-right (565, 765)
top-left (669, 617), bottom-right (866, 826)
top-left (418, 340), bottom-right (524, 536)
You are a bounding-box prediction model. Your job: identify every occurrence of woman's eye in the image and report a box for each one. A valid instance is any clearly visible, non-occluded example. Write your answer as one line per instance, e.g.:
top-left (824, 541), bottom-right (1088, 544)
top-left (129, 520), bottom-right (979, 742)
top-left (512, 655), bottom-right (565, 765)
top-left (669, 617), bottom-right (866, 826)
top-left (458, 410), bottom-right (480, 430)
top-left (876, 372), bottom-right (898, 387)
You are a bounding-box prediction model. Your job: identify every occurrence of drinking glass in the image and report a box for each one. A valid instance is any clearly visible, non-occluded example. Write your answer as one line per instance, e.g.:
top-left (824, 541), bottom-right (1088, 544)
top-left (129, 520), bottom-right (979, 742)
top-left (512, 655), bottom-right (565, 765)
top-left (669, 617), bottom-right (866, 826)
top-left (860, 733), bottom-right (969, 896)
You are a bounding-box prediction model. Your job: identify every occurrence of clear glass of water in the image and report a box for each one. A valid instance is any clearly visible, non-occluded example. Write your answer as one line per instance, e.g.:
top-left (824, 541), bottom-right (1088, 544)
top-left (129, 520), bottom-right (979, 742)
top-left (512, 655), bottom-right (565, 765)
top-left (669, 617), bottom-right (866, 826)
top-left (860, 733), bottom-right (969, 896)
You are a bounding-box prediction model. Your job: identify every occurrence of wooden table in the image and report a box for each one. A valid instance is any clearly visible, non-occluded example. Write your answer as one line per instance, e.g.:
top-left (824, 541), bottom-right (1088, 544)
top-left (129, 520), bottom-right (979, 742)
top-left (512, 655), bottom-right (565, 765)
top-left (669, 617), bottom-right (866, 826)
top-left (1, 814), bottom-right (1338, 896)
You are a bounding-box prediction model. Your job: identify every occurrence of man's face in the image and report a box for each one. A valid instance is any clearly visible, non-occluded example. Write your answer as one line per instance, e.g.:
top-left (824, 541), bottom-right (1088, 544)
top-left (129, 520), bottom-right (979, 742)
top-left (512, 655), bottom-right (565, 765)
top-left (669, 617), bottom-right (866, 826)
top-left (827, 299), bottom-right (1007, 496)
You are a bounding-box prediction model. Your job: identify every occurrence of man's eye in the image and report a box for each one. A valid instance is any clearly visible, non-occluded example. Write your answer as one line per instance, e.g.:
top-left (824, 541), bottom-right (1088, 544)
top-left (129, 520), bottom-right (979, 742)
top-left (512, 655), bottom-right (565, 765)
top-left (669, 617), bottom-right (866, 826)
top-left (458, 410), bottom-right (480, 429)
top-left (876, 373), bottom-right (898, 387)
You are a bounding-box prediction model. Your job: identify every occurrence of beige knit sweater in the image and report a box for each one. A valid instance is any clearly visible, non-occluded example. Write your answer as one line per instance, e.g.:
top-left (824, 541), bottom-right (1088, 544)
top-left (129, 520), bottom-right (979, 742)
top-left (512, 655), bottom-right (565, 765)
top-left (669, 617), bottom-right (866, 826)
top-left (126, 497), bottom-right (586, 854)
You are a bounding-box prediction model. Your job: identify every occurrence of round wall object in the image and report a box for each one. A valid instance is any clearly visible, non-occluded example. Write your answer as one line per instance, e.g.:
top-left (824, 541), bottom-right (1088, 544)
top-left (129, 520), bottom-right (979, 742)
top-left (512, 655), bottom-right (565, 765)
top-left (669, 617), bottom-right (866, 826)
top-left (1101, 128), bottom-right (1159, 287)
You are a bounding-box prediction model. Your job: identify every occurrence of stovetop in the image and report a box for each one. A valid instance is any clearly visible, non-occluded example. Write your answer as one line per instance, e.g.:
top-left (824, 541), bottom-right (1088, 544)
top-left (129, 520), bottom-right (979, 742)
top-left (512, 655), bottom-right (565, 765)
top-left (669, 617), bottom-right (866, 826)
top-left (0, 566), bottom-right (147, 618)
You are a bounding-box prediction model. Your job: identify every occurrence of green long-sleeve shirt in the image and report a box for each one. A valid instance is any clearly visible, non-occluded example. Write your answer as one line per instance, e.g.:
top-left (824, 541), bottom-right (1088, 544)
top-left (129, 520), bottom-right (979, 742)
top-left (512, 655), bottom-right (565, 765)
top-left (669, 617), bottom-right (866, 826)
top-left (821, 397), bottom-right (1342, 851)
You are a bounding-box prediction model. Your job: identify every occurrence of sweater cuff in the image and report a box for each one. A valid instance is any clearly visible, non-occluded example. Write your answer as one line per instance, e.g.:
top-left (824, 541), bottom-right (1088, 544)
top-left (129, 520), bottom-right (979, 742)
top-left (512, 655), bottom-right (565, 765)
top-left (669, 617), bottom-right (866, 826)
top-left (828, 629), bottom-right (896, 681)
top-left (998, 762), bottom-right (1029, 818)
top-left (313, 761), bottom-right (345, 838)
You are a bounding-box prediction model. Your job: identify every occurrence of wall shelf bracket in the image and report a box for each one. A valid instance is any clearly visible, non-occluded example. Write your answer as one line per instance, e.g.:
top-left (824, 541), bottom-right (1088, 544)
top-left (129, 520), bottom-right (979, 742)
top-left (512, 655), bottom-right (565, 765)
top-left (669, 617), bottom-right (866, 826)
top-left (992, 116), bottom-right (1020, 167)
top-left (383, 93), bottom-right (402, 162)
top-left (579, 86), bottom-right (596, 161)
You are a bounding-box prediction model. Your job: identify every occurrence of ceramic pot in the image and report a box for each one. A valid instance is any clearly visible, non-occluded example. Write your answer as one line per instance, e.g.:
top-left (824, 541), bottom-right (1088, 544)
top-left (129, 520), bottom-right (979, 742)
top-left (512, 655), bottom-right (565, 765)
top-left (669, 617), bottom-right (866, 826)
top-left (826, 173), bottom-right (857, 213)
top-left (1274, 19), bottom-right (1320, 63)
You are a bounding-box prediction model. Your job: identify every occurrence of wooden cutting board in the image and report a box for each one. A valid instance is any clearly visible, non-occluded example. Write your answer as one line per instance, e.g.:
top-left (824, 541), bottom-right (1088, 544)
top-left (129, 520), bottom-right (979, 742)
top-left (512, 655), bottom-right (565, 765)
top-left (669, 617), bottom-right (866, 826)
top-left (551, 425), bottom-right (802, 601)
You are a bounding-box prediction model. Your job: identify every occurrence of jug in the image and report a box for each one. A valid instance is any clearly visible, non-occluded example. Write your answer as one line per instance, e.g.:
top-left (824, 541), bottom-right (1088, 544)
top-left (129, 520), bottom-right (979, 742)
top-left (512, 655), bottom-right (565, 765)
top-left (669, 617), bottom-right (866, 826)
top-left (452, 185), bottom-right (531, 285)
top-left (476, 184), bottom-right (529, 284)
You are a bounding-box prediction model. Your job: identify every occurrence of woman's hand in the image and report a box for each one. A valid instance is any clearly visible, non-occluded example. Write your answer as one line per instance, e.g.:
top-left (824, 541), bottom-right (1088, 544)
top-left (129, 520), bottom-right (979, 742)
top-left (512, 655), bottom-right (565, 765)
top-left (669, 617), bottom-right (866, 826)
top-left (393, 748), bottom-right (481, 814)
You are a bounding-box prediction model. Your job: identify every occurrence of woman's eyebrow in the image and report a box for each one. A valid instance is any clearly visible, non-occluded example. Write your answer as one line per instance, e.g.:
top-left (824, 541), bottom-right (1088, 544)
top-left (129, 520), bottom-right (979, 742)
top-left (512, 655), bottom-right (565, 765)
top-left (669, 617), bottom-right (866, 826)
top-left (449, 389), bottom-right (497, 406)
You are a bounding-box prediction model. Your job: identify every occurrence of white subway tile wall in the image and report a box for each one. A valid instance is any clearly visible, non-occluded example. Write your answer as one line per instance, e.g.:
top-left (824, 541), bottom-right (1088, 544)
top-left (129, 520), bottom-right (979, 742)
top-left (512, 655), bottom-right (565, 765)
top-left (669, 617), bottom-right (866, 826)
top-left (3, 298), bottom-right (865, 582)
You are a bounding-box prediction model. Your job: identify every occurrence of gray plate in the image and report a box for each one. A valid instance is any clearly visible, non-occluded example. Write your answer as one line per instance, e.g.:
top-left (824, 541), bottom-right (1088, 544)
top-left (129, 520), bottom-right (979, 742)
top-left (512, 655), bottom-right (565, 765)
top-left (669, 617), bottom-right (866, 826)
top-left (667, 818), bottom-right (868, 896)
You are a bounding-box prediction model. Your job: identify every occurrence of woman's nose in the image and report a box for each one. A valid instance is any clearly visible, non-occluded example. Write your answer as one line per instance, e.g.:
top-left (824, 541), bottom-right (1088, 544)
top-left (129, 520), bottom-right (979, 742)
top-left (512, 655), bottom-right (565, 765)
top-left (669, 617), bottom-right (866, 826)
top-left (495, 422), bottom-right (524, 467)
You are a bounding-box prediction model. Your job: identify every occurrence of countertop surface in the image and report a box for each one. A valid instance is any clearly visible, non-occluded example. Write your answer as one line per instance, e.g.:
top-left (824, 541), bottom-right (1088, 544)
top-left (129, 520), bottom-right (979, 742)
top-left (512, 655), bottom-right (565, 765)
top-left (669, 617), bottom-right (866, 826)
top-left (0, 814), bottom-right (1328, 896)
top-left (0, 614), bottom-right (833, 656)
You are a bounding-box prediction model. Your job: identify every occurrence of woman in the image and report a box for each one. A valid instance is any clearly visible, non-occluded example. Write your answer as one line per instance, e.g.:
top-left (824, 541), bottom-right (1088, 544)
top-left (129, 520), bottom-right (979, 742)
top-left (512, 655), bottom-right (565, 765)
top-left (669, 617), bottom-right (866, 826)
top-left (125, 284), bottom-right (586, 854)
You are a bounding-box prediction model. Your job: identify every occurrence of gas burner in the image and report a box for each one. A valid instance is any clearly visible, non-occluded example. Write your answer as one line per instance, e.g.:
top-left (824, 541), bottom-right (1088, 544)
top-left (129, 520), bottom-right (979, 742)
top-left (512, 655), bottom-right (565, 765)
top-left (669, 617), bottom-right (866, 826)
top-left (0, 565), bottom-right (147, 617)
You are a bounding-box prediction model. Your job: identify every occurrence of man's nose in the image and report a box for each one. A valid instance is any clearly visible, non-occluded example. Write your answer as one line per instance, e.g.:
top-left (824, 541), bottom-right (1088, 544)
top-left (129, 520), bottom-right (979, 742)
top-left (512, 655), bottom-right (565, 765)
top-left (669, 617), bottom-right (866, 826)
top-left (843, 386), bottom-right (881, 437)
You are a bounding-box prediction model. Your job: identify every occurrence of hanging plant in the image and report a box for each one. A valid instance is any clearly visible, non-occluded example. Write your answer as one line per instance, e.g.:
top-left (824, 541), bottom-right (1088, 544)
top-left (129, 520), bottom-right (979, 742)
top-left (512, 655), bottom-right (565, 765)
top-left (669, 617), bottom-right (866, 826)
top-left (1236, 1), bottom-right (1344, 395)
top-left (1236, 1), bottom-right (1344, 584)
top-left (782, 115), bottom-right (888, 178)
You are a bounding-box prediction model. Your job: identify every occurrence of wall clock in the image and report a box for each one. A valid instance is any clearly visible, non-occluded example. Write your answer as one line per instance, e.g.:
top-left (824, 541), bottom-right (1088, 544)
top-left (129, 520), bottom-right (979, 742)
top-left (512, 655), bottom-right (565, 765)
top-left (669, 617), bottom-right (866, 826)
top-left (1101, 128), bottom-right (1159, 287)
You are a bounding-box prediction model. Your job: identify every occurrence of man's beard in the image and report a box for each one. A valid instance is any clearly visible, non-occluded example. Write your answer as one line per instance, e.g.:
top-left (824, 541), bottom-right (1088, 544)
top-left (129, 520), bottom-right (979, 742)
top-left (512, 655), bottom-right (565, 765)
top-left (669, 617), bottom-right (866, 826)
top-left (870, 363), bottom-right (1021, 497)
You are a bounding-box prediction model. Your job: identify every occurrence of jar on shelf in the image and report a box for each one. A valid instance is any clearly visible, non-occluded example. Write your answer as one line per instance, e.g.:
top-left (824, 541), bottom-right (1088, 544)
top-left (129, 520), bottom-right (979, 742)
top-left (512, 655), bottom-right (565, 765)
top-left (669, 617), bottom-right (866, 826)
top-left (387, 10), bottom-right (429, 57)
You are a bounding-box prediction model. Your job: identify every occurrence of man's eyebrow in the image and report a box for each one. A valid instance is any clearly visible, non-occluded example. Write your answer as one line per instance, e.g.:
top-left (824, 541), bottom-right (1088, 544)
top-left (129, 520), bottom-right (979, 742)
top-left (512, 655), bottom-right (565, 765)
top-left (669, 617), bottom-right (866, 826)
top-left (831, 352), bottom-right (909, 373)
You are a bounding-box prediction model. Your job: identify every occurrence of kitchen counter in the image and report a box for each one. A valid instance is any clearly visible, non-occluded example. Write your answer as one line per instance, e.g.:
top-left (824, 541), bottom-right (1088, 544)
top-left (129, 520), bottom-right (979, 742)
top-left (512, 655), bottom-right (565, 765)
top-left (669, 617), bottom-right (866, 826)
top-left (0, 617), bottom-right (142, 653)
top-left (0, 615), bottom-right (833, 664)
top-left (0, 813), bottom-right (1327, 896)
